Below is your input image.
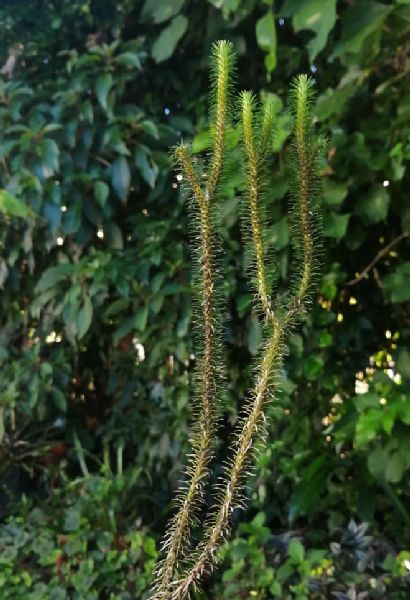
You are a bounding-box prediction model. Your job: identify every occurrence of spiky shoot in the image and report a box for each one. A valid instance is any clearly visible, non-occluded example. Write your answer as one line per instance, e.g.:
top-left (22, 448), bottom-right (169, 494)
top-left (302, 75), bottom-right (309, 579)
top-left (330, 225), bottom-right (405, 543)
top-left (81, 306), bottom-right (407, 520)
top-left (241, 92), bottom-right (270, 317)
top-left (150, 44), bottom-right (324, 600)
top-left (207, 40), bottom-right (235, 199)
top-left (286, 75), bottom-right (325, 322)
top-left (151, 41), bottom-right (235, 599)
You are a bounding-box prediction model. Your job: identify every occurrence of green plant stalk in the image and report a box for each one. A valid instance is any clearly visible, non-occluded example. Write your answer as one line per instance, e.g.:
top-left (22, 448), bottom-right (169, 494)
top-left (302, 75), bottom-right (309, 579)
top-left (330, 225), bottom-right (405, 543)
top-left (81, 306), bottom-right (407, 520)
top-left (155, 147), bottom-right (217, 596)
top-left (206, 41), bottom-right (232, 199)
top-left (167, 74), bottom-right (321, 600)
top-left (153, 41), bottom-right (234, 598)
top-left (241, 91), bottom-right (273, 320)
top-left (293, 76), bottom-right (313, 305)
top-left (169, 323), bottom-right (283, 599)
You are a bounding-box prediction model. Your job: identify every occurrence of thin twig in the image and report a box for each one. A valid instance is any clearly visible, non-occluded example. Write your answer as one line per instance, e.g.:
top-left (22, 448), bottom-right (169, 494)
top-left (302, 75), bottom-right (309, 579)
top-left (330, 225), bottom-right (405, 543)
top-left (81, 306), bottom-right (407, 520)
top-left (94, 155), bottom-right (112, 168)
top-left (345, 231), bottom-right (409, 286)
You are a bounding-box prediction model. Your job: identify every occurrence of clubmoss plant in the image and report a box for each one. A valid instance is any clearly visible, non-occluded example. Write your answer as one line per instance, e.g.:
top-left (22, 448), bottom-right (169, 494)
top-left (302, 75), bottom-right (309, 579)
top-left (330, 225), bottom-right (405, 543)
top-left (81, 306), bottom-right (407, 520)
top-left (152, 41), bottom-right (234, 598)
top-left (150, 40), bottom-right (325, 600)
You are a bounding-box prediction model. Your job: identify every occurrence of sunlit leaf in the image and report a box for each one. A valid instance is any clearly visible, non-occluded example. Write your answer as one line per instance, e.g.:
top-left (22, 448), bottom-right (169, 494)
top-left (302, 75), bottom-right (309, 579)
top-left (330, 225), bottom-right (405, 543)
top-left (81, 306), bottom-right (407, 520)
top-left (77, 295), bottom-right (93, 339)
top-left (256, 10), bottom-right (277, 72)
top-left (111, 156), bottom-right (131, 202)
top-left (95, 73), bottom-right (113, 110)
top-left (323, 212), bottom-right (350, 239)
top-left (151, 15), bottom-right (188, 63)
top-left (292, 0), bottom-right (337, 62)
top-left (333, 1), bottom-right (392, 58)
top-left (0, 190), bottom-right (35, 218)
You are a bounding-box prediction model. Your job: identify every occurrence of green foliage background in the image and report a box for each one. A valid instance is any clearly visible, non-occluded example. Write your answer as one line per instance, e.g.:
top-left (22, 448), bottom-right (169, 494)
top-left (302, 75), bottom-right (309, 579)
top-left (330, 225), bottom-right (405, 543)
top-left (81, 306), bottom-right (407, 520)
top-left (0, 0), bottom-right (409, 598)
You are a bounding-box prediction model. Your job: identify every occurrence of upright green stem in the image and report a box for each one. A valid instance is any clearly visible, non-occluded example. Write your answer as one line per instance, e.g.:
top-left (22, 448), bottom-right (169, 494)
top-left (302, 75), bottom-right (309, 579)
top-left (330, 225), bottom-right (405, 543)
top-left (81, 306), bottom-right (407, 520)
top-left (241, 91), bottom-right (273, 320)
top-left (168, 74), bottom-right (321, 600)
top-left (170, 322), bottom-right (283, 600)
top-left (153, 41), bottom-right (234, 598)
top-left (206, 41), bottom-right (232, 200)
top-left (155, 148), bottom-right (217, 597)
top-left (293, 77), bottom-right (313, 304)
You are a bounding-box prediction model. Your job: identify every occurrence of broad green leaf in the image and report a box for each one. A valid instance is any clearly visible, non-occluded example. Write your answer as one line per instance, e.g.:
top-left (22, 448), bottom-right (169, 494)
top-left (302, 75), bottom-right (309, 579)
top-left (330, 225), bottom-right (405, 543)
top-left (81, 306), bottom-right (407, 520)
top-left (0, 140), bottom-right (17, 160)
top-left (94, 181), bottom-right (109, 206)
top-left (44, 202), bottom-right (61, 230)
top-left (95, 73), bottom-right (113, 110)
top-left (0, 190), bottom-right (35, 218)
top-left (76, 295), bottom-right (93, 339)
top-left (104, 221), bottom-right (124, 250)
top-left (150, 292), bottom-right (164, 315)
top-left (142, 0), bottom-right (185, 24)
top-left (104, 298), bottom-right (130, 319)
top-left (42, 123), bottom-right (62, 134)
top-left (270, 581), bottom-right (282, 598)
top-left (354, 393), bottom-right (379, 410)
top-left (151, 272), bottom-right (166, 294)
top-left (399, 400), bottom-right (410, 426)
top-left (355, 185), bottom-right (389, 224)
top-left (113, 316), bottom-right (136, 343)
top-left (236, 293), bottom-right (253, 318)
top-left (41, 139), bottom-right (59, 174)
top-left (192, 130), bottom-right (212, 153)
top-left (50, 587), bottom-right (67, 600)
top-left (162, 283), bottom-right (189, 295)
top-left (36, 264), bottom-right (74, 292)
top-left (304, 355), bottom-right (324, 380)
top-left (323, 212), bottom-right (350, 239)
top-left (151, 15), bottom-right (188, 63)
top-left (272, 113), bottom-right (293, 151)
top-left (289, 456), bottom-right (329, 519)
top-left (382, 412), bottom-right (395, 435)
top-left (316, 84), bottom-right (355, 120)
top-left (0, 346), bottom-right (9, 361)
top-left (293, 0), bottom-right (337, 62)
top-left (256, 11), bottom-right (277, 73)
top-left (397, 348), bottom-right (410, 380)
top-left (64, 509), bottom-right (81, 532)
top-left (80, 100), bottom-right (94, 124)
top-left (139, 120), bottom-right (159, 139)
top-left (134, 305), bottom-right (148, 331)
top-left (114, 52), bottom-right (141, 68)
top-left (63, 202), bottom-right (82, 234)
top-left (279, 0), bottom-right (302, 17)
top-left (355, 409), bottom-right (381, 447)
top-left (269, 216), bottom-right (289, 250)
top-left (322, 179), bottom-right (348, 206)
top-left (288, 539), bottom-right (305, 563)
top-left (383, 262), bottom-right (410, 303)
top-left (111, 156), bottom-right (131, 202)
top-left (247, 313), bottom-right (262, 355)
top-left (367, 446), bottom-right (387, 480)
top-left (385, 452), bottom-right (406, 483)
top-left (318, 330), bottom-right (333, 348)
top-left (208, 0), bottom-right (240, 18)
top-left (135, 147), bottom-right (159, 188)
top-left (333, 2), bottom-right (392, 58)
top-left (53, 390), bottom-right (67, 412)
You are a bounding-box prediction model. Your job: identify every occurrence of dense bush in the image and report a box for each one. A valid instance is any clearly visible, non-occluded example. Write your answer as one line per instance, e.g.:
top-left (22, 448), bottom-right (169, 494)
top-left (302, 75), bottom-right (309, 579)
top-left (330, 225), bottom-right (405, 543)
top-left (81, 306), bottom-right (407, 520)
top-left (0, 0), bottom-right (409, 597)
top-left (0, 469), bottom-right (157, 599)
top-left (213, 515), bottom-right (410, 599)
